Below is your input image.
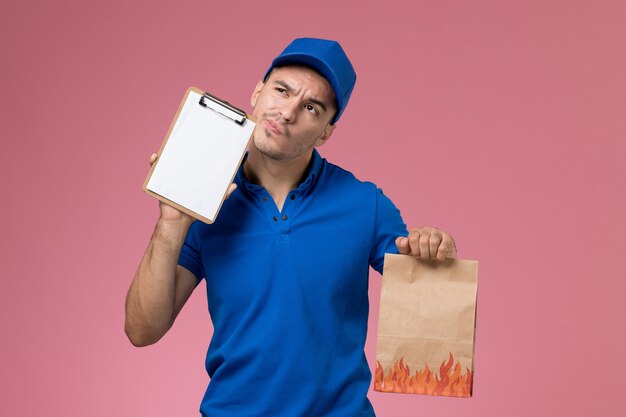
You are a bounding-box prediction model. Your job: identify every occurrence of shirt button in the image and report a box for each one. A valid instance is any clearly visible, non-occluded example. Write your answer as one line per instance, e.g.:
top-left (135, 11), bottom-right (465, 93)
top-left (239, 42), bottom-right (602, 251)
top-left (263, 197), bottom-right (268, 202)
top-left (290, 194), bottom-right (296, 200)
top-left (282, 215), bottom-right (288, 220)
top-left (273, 216), bottom-right (278, 221)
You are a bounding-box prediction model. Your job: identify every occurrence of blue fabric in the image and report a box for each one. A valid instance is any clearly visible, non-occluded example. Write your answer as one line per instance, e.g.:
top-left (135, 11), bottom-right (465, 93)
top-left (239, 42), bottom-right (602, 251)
top-left (179, 149), bottom-right (407, 417)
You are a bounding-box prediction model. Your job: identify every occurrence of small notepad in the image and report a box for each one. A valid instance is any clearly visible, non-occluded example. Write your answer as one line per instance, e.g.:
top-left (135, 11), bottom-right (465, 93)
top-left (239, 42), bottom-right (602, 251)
top-left (144, 87), bottom-right (256, 223)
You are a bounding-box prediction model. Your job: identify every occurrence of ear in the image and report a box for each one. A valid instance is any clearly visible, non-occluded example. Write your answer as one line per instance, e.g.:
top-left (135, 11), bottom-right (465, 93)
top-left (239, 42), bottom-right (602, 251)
top-left (315, 123), bottom-right (336, 147)
top-left (250, 80), bottom-right (265, 108)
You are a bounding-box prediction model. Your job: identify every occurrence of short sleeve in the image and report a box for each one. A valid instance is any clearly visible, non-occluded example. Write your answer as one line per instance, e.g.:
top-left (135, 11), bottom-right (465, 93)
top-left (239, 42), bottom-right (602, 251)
top-left (178, 220), bottom-right (206, 283)
top-left (369, 188), bottom-right (408, 274)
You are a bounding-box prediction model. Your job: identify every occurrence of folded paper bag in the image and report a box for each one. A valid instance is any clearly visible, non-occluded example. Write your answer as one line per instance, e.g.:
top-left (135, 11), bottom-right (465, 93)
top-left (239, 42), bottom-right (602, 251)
top-left (374, 253), bottom-right (478, 398)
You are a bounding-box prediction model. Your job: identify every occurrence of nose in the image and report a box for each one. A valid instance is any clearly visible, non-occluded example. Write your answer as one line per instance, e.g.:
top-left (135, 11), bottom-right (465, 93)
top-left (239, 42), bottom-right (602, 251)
top-left (279, 99), bottom-right (298, 123)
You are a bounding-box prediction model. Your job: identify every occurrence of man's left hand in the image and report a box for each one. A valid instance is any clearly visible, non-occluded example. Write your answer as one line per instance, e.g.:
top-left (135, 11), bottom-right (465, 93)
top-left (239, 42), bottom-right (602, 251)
top-left (395, 226), bottom-right (457, 260)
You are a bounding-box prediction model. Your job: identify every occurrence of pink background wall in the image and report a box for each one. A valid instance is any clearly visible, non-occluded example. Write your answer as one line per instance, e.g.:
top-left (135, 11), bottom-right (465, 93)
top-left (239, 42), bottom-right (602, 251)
top-left (1, 0), bottom-right (624, 415)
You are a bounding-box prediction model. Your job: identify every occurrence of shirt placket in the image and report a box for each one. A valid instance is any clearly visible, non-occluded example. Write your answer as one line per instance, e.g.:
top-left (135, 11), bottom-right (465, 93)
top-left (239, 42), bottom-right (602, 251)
top-left (257, 190), bottom-right (300, 235)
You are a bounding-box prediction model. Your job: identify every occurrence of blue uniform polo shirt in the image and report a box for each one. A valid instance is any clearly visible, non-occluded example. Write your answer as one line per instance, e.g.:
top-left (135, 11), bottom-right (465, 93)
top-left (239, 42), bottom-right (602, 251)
top-left (179, 149), bottom-right (407, 417)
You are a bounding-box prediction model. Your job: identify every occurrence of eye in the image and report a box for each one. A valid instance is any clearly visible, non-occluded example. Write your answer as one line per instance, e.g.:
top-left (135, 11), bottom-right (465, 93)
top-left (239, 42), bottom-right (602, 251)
top-left (275, 87), bottom-right (287, 95)
top-left (305, 104), bottom-right (318, 115)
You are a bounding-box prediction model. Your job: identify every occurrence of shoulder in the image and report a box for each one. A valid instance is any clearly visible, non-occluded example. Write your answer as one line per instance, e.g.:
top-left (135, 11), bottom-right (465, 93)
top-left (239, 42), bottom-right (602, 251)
top-left (318, 156), bottom-right (404, 224)
top-left (318, 157), bottom-right (379, 194)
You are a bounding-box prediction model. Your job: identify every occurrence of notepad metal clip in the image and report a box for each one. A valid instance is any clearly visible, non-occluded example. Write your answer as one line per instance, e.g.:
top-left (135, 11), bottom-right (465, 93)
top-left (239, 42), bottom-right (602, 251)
top-left (199, 92), bottom-right (247, 126)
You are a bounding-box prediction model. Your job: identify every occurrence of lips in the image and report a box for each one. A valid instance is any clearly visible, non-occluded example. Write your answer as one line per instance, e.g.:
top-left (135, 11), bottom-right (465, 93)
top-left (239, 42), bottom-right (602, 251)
top-left (265, 119), bottom-right (282, 135)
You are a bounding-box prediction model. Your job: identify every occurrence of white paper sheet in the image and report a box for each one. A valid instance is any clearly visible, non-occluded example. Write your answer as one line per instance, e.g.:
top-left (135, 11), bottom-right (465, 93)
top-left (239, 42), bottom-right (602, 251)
top-left (146, 89), bottom-right (255, 223)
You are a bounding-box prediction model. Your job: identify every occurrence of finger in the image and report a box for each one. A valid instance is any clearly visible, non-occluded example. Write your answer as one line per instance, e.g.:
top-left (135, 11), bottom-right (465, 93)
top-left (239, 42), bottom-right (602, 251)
top-left (418, 232), bottom-right (431, 258)
top-left (408, 231), bottom-right (421, 258)
top-left (438, 234), bottom-right (457, 259)
top-left (149, 153), bottom-right (158, 166)
top-left (436, 244), bottom-right (448, 260)
top-left (429, 233), bottom-right (443, 260)
top-left (225, 183), bottom-right (238, 200)
top-left (395, 236), bottom-right (411, 255)
top-left (447, 239), bottom-right (457, 259)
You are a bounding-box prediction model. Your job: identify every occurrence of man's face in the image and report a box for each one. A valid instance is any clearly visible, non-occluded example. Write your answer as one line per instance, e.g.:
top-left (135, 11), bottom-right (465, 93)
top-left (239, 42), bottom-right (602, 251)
top-left (249, 65), bottom-right (337, 161)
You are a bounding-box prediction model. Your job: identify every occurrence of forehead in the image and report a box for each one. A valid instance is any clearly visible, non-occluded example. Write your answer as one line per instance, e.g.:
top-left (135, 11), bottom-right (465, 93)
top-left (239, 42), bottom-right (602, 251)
top-left (266, 65), bottom-right (336, 106)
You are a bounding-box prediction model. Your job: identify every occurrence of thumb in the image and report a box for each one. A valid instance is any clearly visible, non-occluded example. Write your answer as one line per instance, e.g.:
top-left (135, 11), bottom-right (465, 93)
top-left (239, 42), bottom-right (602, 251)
top-left (225, 183), bottom-right (238, 200)
top-left (395, 236), bottom-right (410, 255)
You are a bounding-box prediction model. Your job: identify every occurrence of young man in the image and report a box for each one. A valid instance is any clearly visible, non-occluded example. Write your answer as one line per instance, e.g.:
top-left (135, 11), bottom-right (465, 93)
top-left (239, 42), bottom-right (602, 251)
top-left (125, 38), bottom-right (457, 416)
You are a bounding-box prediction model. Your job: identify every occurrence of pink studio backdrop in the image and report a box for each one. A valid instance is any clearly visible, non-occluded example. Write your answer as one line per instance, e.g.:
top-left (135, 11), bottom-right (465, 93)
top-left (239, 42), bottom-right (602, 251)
top-left (1, 0), bottom-right (624, 416)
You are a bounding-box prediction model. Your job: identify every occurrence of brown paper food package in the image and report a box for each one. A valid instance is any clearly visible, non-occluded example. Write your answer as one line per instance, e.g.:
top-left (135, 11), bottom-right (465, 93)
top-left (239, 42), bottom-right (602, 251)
top-left (374, 254), bottom-right (478, 398)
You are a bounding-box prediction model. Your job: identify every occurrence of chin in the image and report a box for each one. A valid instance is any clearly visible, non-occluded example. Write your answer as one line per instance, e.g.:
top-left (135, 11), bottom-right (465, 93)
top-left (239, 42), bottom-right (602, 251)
top-left (252, 136), bottom-right (289, 161)
top-left (252, 133), bottom-right (311, 162)
top-left (261, 148), bottom-right (291, 161)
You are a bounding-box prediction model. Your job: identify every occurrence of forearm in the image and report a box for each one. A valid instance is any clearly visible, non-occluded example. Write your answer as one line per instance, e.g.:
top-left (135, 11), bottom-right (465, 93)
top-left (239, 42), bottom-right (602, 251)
top-left (125, 219), bottom-right (190, 346)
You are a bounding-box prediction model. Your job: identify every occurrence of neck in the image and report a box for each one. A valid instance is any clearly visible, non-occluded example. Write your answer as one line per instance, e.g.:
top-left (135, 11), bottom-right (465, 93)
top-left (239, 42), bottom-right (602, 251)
top-left (244, 146), bottom-right (313, 210)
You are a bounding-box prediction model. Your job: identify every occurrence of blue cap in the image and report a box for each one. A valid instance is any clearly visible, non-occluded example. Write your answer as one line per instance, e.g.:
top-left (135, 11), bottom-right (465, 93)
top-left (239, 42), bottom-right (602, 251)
top-left (263, 38), bottom-right (356, 124)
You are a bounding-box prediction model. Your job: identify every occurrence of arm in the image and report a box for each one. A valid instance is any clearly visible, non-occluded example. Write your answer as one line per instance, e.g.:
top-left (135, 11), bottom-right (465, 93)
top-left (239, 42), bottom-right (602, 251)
top-left (124, 153), bottom-right (236, 347)
top-left (369, 188), bottom-right (457, 269)
top-left (124, 218), bottom-right (197, 347)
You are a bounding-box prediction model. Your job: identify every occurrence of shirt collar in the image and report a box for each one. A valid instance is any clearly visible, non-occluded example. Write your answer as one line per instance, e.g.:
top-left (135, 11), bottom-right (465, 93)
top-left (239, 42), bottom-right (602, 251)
top-left (236, 149), bottom-right (324, 192)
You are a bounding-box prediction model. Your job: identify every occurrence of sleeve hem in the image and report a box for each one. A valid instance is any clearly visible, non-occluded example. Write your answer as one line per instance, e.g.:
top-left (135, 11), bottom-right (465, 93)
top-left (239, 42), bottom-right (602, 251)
top-left (178, 256), bottom-right (203, 283)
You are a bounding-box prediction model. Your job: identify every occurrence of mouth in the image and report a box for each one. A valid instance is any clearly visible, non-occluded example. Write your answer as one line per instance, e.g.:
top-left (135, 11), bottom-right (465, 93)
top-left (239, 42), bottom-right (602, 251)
top-left (265, 119), bottom-right (283, 136)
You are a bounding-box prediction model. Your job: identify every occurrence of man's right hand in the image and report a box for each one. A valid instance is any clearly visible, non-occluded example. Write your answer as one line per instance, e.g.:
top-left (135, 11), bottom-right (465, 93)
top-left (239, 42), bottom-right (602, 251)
top-left (148, 153), bottom-right (238, 225)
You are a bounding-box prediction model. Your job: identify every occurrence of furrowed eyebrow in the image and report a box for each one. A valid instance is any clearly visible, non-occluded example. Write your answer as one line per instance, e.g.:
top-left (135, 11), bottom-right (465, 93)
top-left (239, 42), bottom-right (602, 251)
top-left (308, 98), bottom-right (328, 113)
top-left (273, 79), bottom-right (329, 113)
top-left (274, 80), bottom-right (295, 93)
